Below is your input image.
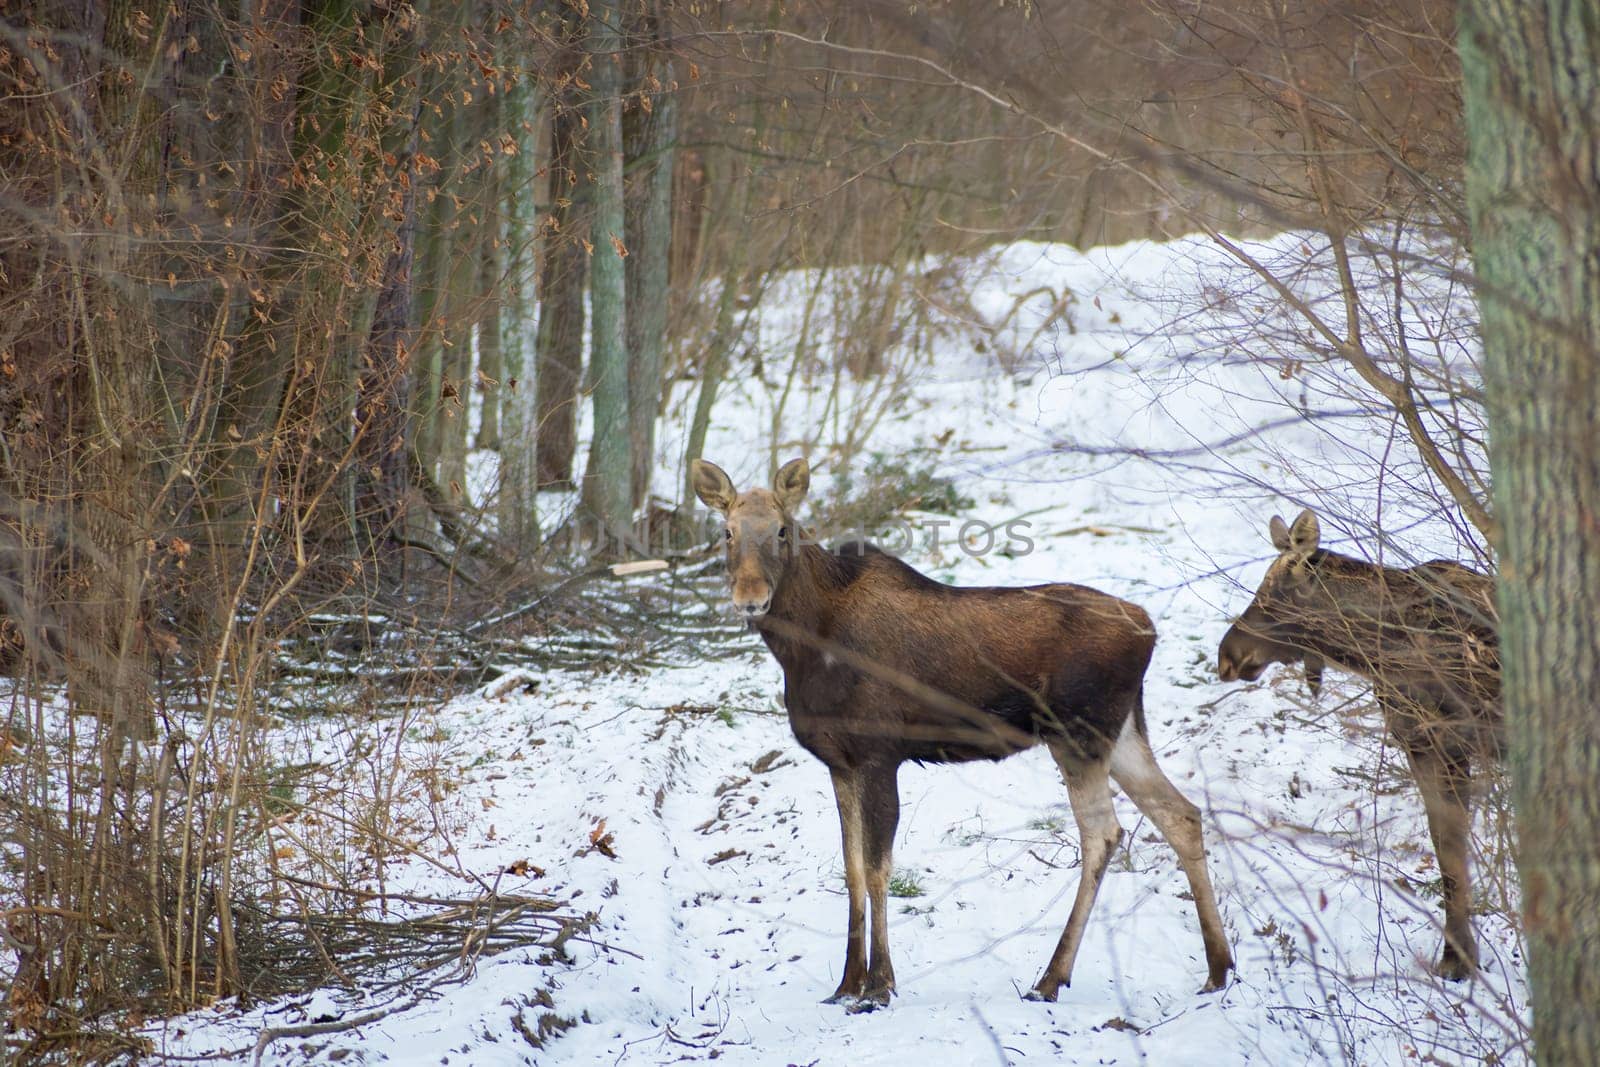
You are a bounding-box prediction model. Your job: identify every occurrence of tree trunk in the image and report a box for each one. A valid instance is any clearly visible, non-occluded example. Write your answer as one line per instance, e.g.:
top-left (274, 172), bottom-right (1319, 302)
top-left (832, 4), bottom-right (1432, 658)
top-left (475, 89), bottom-right (503, 456)
top-left (623, 19), bottom-right (676, 511)
top-left (275, 0), bottom-right (370, 548)
top-left (409, 1), bottom-right (470, 486)
top-left (1459, 4), bottom-right (1600, 1062)
top-left (433, 97), bottom-right (475, 503)
top-left (579, 0), bottom-right (633, 536)
top-left (497, 74), bottom-right (543, 546)
top-left (412, 140), bottom-right (455, 478)
top-left (535, 94), bottom-right (585, 489)
top-left (355, 55), bottom-right (420, 577)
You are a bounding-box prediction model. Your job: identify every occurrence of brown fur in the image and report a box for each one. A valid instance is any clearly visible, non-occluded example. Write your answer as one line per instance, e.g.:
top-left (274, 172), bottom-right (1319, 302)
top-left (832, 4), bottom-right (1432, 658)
top-left (694, 457), bottom-right (1234, 1008)
top-left (1217, 509), bottom-right (1500, 980)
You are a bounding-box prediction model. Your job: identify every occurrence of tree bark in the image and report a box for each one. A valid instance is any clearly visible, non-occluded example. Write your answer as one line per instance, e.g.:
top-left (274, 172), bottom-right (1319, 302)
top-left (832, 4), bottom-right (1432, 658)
top-left (412, 128), bottom-right (455, 478)
top-left (623, 27), bottom-right (677, 510)
top-left (497, 74), bottom-right (543, 546)
top-left (535, 93), bottom-right (585, 489)
top-left (355, 32), bottom-right (420, 577)
top-left (409, 1), bottom-right (471, 486)
top-left (1459, 4), bottom-right (1600, 1061)
top-left (476, 134), bottom-right (503, 454)
top-left (579, 0), bottom-right (633, 535)
top-left (275, 0), bottom-right (369, 540)
top-left (433, 98), bottom-right (475, 502)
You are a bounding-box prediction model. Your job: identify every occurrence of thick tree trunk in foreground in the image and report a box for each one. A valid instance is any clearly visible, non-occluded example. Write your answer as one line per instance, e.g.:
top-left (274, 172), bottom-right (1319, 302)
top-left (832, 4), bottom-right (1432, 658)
top-left (1459, 4), bottom-right (1600, 1062)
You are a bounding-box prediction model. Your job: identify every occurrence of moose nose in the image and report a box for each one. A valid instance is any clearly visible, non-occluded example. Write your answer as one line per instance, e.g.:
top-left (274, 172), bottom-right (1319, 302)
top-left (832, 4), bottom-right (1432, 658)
top-left (1219, 652), bottom-right (1263, 682)
top-left (738, 599), bottom-right (770, 619)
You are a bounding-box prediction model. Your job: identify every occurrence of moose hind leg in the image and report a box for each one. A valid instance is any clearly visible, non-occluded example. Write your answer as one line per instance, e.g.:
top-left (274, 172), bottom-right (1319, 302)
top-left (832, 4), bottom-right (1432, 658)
top-left (1109, 720), bottom-right (1234, 992)
top-left (1405, 743), bottom-right (1478, 980)
top-left (824, 768), bottom-right (870, 1003)
top-left (851, 763), bottom-right (901, 1012)
top-left (1028, 747), bottom-right (1121, 1002)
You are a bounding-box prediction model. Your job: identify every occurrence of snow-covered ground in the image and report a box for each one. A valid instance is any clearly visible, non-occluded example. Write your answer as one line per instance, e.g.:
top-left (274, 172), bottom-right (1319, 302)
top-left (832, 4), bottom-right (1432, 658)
top-left (152, 235), bottom-right (1526, 1064)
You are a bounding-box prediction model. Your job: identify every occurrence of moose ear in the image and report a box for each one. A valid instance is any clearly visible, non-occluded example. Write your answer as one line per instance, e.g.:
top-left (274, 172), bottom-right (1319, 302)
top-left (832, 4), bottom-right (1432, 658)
top-left (691, 459), bottom-right (736, 514)
top-left (1287, 509), bottom-right (1321, 556)
top-left (1269, 515), bottom-right (1292, 551)
top-left (772, 457), bottom-right (810, 513)
top-left (1270, 509), bottom-right (1320, 558)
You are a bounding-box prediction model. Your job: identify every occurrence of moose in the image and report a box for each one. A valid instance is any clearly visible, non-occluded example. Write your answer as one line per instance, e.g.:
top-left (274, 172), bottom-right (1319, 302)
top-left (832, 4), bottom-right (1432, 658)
top-left (1216, 510), bottom-right (1499, 980)
top-left (692, 457), bottom-right (1234, 1009)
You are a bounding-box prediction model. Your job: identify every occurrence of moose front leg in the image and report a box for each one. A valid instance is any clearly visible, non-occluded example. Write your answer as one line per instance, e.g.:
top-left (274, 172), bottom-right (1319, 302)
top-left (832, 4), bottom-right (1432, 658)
top-left (824, 768), bottom-right (869, 1003)
top-left (851, 762), bottom-right (902, 1011)
top-left (1403, 740), bottom-right (1479, 980)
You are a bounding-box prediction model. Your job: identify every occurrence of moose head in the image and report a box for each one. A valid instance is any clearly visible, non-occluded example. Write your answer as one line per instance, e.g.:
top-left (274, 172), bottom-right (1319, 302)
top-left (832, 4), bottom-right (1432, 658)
top-left (691, 457), bottom-right (810, 619)
top-left (1217, 509), bottom-right (1328, 694)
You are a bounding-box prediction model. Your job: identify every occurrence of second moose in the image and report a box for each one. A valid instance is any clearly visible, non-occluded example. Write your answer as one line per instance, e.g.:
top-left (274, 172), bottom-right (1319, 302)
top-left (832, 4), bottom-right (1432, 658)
top-left (693, 457), bottom-right (1234, 1009)
top-left (1217, 510), bottom-right (1499, 980)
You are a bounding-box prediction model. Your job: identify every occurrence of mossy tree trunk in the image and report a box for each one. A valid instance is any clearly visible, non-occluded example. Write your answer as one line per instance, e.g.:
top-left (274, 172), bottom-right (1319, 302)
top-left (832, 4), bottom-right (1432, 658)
top-left (497, 73), bottom-right (544, 545)
top-left (579, 0), bottom-right (633, 537)
top-left (473, 84), bottom-right (504, 457)
top-left (1459, 4), bottom-right (1600, 1062)
top-left (410, 0), bottom-right (470, 487)
top-left (475, 150), bottom-right (504, 454)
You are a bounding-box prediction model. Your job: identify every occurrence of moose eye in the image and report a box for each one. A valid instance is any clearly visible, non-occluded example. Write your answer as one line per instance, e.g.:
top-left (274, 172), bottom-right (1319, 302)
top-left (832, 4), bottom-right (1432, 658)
top-left (723, 527), bottom-right (733, 543)
top-left (777, 526), bottom-right (789, 542)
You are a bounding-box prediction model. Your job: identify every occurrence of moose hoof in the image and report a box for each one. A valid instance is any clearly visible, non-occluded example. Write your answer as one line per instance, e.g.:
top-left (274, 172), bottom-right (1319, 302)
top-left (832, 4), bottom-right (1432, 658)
top-left (1433, 950), bottom-right (1476, 983)
top-left (845, 981), bottom-right (894, 1013)
top-left (1199, 964), bottom-right (1233, 994)
top-left (846, 963), bottom-right (895, 1011)
top-left (824, 975), bottom-right (867, 1004)
top-left (1024, 982), bottom-right (1061, 1003)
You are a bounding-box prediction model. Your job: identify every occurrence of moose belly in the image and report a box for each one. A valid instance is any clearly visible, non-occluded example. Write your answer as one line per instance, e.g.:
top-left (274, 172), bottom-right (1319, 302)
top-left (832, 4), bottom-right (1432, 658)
top-left (785, 687), bottom-right (1044, 768)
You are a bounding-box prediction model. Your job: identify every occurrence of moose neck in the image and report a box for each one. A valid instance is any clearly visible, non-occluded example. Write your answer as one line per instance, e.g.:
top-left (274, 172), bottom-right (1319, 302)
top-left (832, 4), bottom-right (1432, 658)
top-left (1289, 555), bottom-right (1424, 671)
top-left (755, 544), bottom-right (850, 667)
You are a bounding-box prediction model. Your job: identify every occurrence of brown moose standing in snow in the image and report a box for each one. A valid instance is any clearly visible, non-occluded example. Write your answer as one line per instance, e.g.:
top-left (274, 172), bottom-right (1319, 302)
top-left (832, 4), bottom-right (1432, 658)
top-left (693, 456), bottom-right (1234, 1009)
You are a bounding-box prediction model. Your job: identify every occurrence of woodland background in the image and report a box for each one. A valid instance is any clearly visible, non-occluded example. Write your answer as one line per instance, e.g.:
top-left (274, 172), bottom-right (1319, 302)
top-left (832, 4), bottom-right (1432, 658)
top-left (1, 0), bottom-right (1595, 1063)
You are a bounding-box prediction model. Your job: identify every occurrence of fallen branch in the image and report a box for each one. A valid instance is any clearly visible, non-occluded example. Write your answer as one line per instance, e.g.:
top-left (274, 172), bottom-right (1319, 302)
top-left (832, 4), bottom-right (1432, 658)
top-left (252, 991), bottom-right (427, 1067)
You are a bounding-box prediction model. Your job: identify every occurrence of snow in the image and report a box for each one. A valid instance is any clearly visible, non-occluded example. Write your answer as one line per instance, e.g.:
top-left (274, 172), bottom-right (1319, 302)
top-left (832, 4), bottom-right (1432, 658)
top-left (150, 232), bottom-right (1526, 1065)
